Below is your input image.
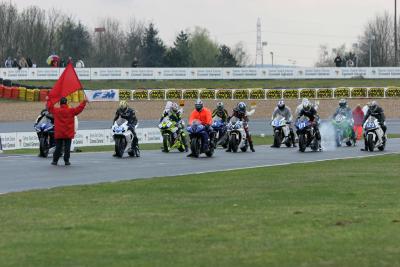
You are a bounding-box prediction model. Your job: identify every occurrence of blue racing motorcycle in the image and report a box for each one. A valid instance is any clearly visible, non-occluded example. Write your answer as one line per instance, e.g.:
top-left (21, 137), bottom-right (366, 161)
top-left (211, 118), bottom-right (228, 148)
top-left (34, 117), bottom-right (55, 157)
top-left (187, 120), bottom-right (215, 158)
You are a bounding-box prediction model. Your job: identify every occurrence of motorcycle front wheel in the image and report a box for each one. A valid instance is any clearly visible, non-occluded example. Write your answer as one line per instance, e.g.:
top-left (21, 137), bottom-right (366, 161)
top-left (367, 134), bottom-right (375, 152)
top-left (115, 137), bottom-right (126, 157)
top-left (273, 130), bottom-right (282, 148)
top-left (162, 134), bottom-right (170, 152)
top-left (39, 136), bottom-right (49, 157)
top-left (298, 134), bottom-right (306, 152)
top-left (190, 137), bottom-right (201, 158)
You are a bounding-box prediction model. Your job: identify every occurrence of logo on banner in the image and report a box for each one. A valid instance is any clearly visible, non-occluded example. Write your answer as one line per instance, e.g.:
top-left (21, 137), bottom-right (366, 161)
top-left (93, 90), bottom-right (116, 99)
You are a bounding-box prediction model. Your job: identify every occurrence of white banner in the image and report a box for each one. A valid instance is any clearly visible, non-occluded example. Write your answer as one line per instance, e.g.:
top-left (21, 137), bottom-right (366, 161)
top-left (4, 67), bottom-right (400, 80)
top-left (1, 128), bottom-right (162, 151)
top-left (84, 89), bottom-right (119, 102)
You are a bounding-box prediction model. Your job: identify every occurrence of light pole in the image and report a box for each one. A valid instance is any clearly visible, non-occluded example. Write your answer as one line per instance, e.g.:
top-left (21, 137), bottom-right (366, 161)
top-left (395, 0), bottom-right (398, 66)
top-left (369, 34), bottom-right (375, 67)
top-left (270, 52), bottom-right (274, 66)
top-left (352, 43), bottom-right (359, 67)
top-left (262, 41), bottom-right (267, 67)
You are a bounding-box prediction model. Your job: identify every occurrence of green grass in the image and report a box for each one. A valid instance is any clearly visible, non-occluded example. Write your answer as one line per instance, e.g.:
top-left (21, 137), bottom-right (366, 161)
top-left (0, 154), bottom-right (399, 266)
top-left (15, 79), bottom-right (400, 89)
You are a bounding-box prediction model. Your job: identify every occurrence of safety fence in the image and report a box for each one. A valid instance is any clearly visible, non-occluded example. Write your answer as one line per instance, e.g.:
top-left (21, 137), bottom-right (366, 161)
top-left (1, 85), bottom-right (400, 103)
top-left (0, 128), bottom-right (161, 151)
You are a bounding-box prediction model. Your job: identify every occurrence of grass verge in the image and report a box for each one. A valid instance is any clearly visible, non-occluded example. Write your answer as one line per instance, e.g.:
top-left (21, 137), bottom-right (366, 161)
top-left (0, 155), bottom-right (399, 266)
top-left (15, 79), bottom-right (400, 89)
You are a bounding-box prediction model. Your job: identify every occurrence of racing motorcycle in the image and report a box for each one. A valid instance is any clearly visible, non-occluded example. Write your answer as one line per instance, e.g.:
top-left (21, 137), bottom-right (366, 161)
top-left (295, 116), bottom-right (320, 152)
top-left (187, 120), bottom-right (214, 158)
top-left (331, 114), bottom-right (356, 147)
top-left (112, 118), bottom-right (140, 157)
top-left (271, 115), bottom-right (294, 148)
top-left (226, 117), bottom-right (248, 153)
top-left (211, 117), bottom-right (228, 148)
top-left (363, 116), bottom-right (385, 152)
top-left (34, 116), bottom-right (55, 157)
top-left (158, 117), bottom-right (187, 152)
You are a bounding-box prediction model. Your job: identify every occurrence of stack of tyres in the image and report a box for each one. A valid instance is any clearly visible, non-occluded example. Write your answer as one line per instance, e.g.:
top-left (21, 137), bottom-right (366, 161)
top-left (3, 87), bottom-right (12, 99)
top-left (33, 89), bottom-right (40, 101)
top-left (19, 87), bottom-right (27, 101)
top-left (39, 89), bottom-right (49, 102)
top-left (11, 87), bottom-right (19, 99)
top-left (26, 89), bottom-right (35, 102)
top-left (0, 85), bottom-right (4, 98)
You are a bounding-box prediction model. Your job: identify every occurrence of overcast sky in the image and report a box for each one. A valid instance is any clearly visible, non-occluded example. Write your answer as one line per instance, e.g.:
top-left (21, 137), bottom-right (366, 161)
top-left (13, 0), bottom-right (395, 67)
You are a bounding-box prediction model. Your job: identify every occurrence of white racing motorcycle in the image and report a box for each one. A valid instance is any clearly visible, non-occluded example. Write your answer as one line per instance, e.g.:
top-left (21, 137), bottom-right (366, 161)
top-left (271, 115), bottom-right (293, 148)
top-left (112, 118), bottom-right (139, 157)
top-left (226, 117), bottom-right (248, 152)
top-left (363, 116), bottom-right (386, 152)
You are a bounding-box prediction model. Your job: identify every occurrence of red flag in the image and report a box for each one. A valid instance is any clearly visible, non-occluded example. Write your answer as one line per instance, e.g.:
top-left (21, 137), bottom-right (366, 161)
top-left (48, 63), bottom-right (82, 104)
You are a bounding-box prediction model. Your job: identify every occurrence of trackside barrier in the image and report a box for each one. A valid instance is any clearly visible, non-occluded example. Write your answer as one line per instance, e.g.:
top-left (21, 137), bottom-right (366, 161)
top-left (0, 128), bottom-right (162, 151)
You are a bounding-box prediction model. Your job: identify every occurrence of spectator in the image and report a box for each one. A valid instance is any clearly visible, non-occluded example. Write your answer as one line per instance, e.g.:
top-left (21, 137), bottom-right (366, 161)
top-left (334, 54), bottom-right (342, 67)
top-left (47, 96), bottom-right (87, 166)
top-left (362, 102), bottom-right (370, 116)
top-left (346, 59), bottom-right (354, 67)
top-left (12, 58), bottom-right (21, 69)
top-left (75, 60), bottom-right (85, 68)
top-left (352, 104), bottom-right (364, 140)
top-left (4, 57), bottom-right (13, 68)
top-left (67, 56), bottom-right (73, 65)
top-left (131, 57), bottom-right (139, 67)
top-left (26, 57), bottom-right (33, 67)
top-left (19, 57), bottom-right (28, 68)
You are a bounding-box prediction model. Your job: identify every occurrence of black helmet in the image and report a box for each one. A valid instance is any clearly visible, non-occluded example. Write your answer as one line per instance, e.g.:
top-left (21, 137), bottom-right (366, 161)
top-left (195, 99), bottom-right (203, 112)
top-left (339, 98), bottom-right (347, 108)
top-left (60, 97), bottom-right (67, 105)
top-left (217, 102), bottom-right (224, 111)
top-left (277, 100), bottom-right (285, 110)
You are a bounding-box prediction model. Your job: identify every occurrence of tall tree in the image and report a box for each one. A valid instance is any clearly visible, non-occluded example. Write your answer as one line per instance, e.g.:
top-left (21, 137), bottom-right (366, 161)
top-left (139, 23), bottom-right (166, 67)
top-left (232, 42), bottom-right (250, 67)
top-left (189, 27), bottom-right (219, 67)
top-left (216, 45), bottom-right (238, 67)
top-left (165, 30), bottom-right (192, 67)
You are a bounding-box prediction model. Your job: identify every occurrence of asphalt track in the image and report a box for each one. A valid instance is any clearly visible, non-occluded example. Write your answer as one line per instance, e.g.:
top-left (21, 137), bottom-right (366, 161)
top-left (1, 139), bottom-right (399, 194)
top-left (1, 119), bottom-right (400, 134)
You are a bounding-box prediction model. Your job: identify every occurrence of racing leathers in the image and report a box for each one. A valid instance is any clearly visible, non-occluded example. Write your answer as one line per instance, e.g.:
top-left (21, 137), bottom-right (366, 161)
top-left (188, 107), bottom-right (213, 152)
top-left (227, 108), bottom-right (256, 152)
top-left (212, 108), bottom-right (229, 123)
top-left (297, 106), bottom-right (321, 144)
top-left (113, 107), bottom-right (138, 149)
top-left (160, 108), bottom-right (188, 151)
top-left (271, 106), bottom-right (296, 147)
top-left (362, 106), bottom-right (386, 151)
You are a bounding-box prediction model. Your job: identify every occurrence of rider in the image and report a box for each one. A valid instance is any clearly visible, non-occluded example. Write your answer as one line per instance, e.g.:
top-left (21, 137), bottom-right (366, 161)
top-left (113, 100), bottom-right (139, 154)
top-left (297, 99), bottom-right (322, 151)
top-left (332, 98), bottom-right (356, 140)
top-left (160, 102), bottom-right (188, 151)
top-left (271, 100), bottom-right (296, 147)
top-left (212, 102), bottom-right (229, 123)
top-left (227, 102), bottom-right (256, 152)
top-left (188, 99), bottom-right (213, 157)
top-left (35, 107), bottom-right (55, 148)
top-left (361, 100), bottom-right (386, 151)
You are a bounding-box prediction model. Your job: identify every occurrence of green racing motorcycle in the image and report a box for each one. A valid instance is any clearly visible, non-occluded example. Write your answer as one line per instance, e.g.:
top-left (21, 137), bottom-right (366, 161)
top-left (331, 114), bottom-right (356, 147)
top-left (158, 117), bottom-right (188, 152)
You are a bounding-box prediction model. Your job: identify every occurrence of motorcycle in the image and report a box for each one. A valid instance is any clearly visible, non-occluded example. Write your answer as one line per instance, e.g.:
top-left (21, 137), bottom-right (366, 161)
top-left (112, 118), bottom-right (140, 157)
top-left (158, 117), bottom-right (187, 152)
top-left (295, 116), bottom-right (320, 152)
top-left (271, 115), bottom-right (294, 148)
top-left (34, 117), bottom-right (55, 157)
top-left (331, 114), bottom-right (356, 147)
top-left (187, 120), bottom-right (214, 158)
top-left (226, 117), bottom-right (248, 153)
top-left (211, 117), bottom-right (228, 148)
top-left (363, 116), bottom-right (385, 152)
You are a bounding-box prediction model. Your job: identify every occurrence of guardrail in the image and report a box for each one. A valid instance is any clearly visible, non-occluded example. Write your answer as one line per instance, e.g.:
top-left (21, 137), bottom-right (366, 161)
top-left (3, 67), bottom-right (400, 80)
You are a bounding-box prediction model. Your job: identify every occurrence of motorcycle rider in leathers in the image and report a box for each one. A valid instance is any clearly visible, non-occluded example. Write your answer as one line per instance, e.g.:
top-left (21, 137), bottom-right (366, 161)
top-left (271, 100), bottom-right (296, 147)
top-left (226, 102), bottom-right (256, 152)
top-left (297, 99), bottom-right (322, 151)
top-left (113, 100), bottom-right (139, 155)
top-left (160, 102), bottom-right (188, 152)
top-left (361, 100), bottom-right (387, 151)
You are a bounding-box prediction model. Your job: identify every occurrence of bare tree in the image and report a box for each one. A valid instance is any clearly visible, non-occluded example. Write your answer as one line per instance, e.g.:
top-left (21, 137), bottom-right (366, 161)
top-left (0, 2), bottom-right (18, 61)
top-left (125, 18), bottom-right (145, 66)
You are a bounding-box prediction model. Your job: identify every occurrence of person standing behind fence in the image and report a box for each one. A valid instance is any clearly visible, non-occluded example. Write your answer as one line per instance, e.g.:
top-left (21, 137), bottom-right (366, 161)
top-left (334, 54), bottom-right (342, 67)
top-left (47, 96), bottom-right (87, 166)
top-left (352, 104), bottom-right (364, 140)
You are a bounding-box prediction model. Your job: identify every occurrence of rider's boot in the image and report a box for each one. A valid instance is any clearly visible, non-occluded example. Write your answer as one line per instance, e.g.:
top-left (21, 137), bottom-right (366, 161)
top-left (249, 141), bottom-right (255, 152)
